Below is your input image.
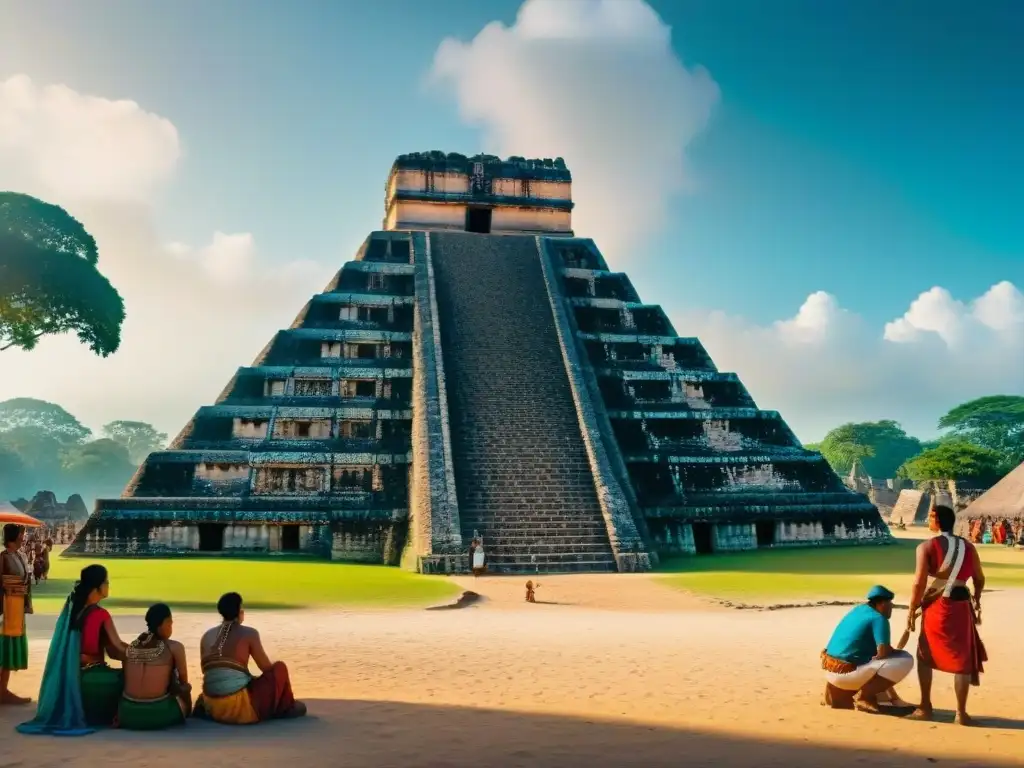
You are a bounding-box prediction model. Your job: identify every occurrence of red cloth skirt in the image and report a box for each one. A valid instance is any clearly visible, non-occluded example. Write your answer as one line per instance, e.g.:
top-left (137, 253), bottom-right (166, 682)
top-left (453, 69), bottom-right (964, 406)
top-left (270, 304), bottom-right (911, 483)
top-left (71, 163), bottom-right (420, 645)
top-left (248, 661), bottom-right (296, 720)
top-left (917, 597), bottom-right (987, 685)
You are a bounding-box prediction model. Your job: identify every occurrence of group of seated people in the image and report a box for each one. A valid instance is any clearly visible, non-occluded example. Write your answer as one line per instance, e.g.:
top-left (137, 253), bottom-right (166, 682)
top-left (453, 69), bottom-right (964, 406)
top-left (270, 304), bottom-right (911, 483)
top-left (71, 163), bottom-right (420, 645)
top-left (17, 564), bottom-right (306, 736)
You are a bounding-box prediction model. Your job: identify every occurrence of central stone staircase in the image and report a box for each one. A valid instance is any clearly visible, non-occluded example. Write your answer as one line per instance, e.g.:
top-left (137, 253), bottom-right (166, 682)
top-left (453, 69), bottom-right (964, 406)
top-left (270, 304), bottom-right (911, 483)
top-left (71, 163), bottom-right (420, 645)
top-left (430, 232), bottom-right (616, 573)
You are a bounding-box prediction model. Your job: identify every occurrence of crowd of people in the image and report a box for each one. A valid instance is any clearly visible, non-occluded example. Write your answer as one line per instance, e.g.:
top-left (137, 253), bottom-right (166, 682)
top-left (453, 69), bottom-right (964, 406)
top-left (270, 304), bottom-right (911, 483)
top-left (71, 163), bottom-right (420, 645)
top-left (967, 517), bottom-right (1023, 546)
top-left (821, 505), bottom-right (987, 725)
top-left (0, 524), bottom-right (305, 734)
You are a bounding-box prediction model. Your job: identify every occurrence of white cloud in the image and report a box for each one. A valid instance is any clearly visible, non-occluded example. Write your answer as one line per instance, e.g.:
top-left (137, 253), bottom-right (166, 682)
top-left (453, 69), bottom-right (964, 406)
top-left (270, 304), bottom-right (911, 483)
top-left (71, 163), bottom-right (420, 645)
top-left (883, 281), bottom-right (1024, 346)
top-left (0, 74), bottom-right (181, 203)
top-left (679, 282), bottom-right (1024, 442)
top-left (169, 232), bottom-right (319, 286)
top-left (0, 76), bottom-right (326, 437)
top-left (430, 0), bottom-right (719, 257)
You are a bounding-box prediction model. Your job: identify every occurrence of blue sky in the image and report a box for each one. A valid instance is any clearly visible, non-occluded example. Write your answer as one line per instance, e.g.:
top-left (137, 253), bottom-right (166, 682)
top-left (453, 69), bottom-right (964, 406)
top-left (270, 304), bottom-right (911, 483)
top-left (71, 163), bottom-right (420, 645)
top-left (1, 0), bottom-right (1021, 441)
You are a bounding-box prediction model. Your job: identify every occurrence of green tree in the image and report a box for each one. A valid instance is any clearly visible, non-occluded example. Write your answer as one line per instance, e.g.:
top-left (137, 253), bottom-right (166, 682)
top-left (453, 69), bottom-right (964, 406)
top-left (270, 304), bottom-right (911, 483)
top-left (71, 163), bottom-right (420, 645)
top-left (0, 398), bottom-right (91, 443)
top-left (899, 441), bottom-right (1006, 486)
top-left (62, 438), bottom-right (136, 500)
top-left (937, 395), bottom-right (1024, 466)
top-left (102, 420), bottom-right (167, 465)
top-left (0, 192), bottom-right (124, 354)
top-left (815, 420), bottom-right (923, 478)
top-left (0, 426), bottom-right (64, 494)
top-left (0, 445), bottom-right (31, 499)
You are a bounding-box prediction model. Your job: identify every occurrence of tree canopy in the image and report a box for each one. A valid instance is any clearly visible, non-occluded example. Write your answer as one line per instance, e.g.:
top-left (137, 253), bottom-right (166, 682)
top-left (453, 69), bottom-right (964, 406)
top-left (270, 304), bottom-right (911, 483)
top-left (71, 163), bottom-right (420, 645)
top-left (0, 399), bottom-right (157, 504)
top-left (102, 420), bottom-right (168, 465)
top-left (0, 192), bottom-right (124, 355)
top-left (900, 440), bottom-right (1006, 485)
top-left (813, 420), bottom-right (923, 478)
top-left (0, 397), bottom-right (91, 443)
top-left (937, 395), bottom-right (1024, 466)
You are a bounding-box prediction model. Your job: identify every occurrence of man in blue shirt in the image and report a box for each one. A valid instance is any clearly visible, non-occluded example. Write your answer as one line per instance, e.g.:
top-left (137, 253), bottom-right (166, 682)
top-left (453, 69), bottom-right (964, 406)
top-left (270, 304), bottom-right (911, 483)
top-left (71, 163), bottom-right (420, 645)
top-left (821, 585), bottom-right (915, 713)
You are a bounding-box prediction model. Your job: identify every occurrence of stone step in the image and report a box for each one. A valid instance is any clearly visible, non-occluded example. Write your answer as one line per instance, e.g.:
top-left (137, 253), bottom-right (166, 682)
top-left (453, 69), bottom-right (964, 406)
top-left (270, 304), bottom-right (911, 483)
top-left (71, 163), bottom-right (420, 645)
top-left (481, 543), bottom-right (614, 555)
top-left (431, 232), bottom-right (614, 566)
top-left (469, 535), bottom-right (609, 546)
top-left (485, 561), bottom-right (617, 575)
top-left (461, 518), bottom-right (608, 529)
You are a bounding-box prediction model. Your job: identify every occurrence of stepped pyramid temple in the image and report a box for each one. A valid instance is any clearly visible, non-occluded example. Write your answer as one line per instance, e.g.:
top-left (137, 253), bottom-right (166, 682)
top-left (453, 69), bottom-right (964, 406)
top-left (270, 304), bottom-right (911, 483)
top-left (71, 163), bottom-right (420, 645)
top-left (68, 151), bottom-right (888, 572)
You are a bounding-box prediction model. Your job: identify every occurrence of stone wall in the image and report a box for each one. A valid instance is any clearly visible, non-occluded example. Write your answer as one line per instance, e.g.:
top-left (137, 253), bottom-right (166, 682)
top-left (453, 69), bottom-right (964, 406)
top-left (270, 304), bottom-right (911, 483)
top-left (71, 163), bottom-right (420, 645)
top-left (406, 232), bottom-right (466, 573)
top-left (330, 521), bottom-right (404, 564)
top-left (647, 520), bottom-right (697, 555)
top-left (537, 237), bottom-right (655, 572)
top-left (712, 523), bottom-right (757, 552)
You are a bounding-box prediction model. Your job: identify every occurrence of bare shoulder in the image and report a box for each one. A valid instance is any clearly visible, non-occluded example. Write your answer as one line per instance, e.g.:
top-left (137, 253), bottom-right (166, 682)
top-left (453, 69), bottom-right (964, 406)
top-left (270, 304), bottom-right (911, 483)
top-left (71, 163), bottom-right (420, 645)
top-left (167, 638), bottom-right (187, 655)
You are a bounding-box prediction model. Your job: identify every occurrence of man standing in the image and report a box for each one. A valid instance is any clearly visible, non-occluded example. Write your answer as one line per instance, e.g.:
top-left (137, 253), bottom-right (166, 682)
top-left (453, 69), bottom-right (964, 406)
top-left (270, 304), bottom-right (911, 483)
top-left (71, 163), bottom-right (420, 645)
top-left (821, 585), bottom-right (915, 713)
top-left (907, 504), bottom-right (986, 725)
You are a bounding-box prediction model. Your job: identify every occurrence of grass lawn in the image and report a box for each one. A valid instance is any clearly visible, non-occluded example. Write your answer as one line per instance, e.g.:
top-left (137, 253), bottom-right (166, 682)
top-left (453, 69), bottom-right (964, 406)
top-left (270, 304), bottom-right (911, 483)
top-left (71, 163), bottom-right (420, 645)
top-left (32, 555), bottom-right (460, 615)
top-left (657, 537), bottom-right (1024, 602)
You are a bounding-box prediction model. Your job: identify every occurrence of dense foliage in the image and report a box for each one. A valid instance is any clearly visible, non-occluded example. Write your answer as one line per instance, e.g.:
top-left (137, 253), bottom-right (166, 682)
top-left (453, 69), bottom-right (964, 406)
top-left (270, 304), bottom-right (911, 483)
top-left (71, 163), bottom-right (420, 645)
top-left (811, 420), bottom-right (922, 478)
top-left (899, 441), bottom-right (1006, 485)
top-left (0, 192), bottom-right (124, 354)
top-left (102, 420), bottom-right (168, 465)
top-left (0, 397), bottom-right (92, 442)
top-left (0, 398), bottom-right (164, 506)
top-left (937, 395), bottom-right (1024, 467)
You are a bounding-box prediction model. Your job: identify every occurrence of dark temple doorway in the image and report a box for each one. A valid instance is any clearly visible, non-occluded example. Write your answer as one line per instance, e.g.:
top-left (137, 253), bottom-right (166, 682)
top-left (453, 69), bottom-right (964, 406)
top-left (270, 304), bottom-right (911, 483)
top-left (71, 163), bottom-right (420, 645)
top-left (465, 207), bottom-right (492, 234)
top-left (756, 520), bottom-right (776, 547)
top-left (281, 525), bottom-right (301, 552)
top-left (692, 522), bottom-right (714, 554)
top-left (197, 523), bottom-right (226, 552)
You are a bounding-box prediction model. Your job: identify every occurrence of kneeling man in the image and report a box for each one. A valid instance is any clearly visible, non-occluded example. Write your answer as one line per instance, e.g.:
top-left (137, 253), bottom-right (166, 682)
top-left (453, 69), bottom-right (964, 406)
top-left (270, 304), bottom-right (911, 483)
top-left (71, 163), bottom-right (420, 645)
top-left (195, 592), bottom-right (306, 724)
top-left (821, 585), bottom-right (914, 713)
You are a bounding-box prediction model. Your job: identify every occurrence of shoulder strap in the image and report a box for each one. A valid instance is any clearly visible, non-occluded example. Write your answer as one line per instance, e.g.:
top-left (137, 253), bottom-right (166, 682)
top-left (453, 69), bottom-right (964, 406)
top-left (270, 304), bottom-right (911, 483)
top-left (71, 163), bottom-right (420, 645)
top-left (941, 535), bottom-right (967, 598)
top-left (937, 533), bottom-right (957, 573)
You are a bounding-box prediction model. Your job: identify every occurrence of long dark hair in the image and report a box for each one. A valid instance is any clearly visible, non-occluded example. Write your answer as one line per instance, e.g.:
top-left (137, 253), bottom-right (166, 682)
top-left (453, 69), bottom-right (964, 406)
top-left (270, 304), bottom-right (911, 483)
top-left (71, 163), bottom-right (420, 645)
top-left (69, 564), bottom-right (108, 630)
top-left (135, 603), bottom-right (172, 645)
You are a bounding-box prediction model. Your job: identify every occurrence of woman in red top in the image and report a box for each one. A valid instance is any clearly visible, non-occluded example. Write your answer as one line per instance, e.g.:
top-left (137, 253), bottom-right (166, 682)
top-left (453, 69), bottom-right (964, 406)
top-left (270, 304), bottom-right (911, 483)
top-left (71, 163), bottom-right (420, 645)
top-left (73, 565), bottom-right (128, 726)
top-left (907, 505), bottom-right (987, 725)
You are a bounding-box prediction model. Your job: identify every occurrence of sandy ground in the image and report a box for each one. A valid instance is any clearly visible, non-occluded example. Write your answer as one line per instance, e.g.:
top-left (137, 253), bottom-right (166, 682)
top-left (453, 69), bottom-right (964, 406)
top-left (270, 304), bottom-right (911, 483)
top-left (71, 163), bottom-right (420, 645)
top-left (3, 574), bottom-right (1022, 768)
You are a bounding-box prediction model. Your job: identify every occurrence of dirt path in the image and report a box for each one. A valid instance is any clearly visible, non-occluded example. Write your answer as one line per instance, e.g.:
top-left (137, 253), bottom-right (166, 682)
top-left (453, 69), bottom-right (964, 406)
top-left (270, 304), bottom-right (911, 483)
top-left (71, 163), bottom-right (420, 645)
top-left (4, 577), bottom-right (1021, 767)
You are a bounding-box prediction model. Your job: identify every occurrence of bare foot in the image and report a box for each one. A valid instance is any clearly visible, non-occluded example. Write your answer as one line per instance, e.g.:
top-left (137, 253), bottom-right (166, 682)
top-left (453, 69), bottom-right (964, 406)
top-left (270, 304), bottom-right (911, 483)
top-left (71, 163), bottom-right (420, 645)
top-left (906, 707), bottom-right (934, 721)
top-left (854, 699), bottom-right (883, 715)
top-left (955, 712), bottom-right (975, 727)
top-left (0, 691), bottom-right (31, 706)
top-left (283, 701), bottom-right (307, 719)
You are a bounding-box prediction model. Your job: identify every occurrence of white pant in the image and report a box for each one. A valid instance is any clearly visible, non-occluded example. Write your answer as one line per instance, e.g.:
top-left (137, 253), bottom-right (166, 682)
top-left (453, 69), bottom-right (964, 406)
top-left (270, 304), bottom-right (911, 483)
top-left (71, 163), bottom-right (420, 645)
top-left (825, 650), bottom-right (915, 691)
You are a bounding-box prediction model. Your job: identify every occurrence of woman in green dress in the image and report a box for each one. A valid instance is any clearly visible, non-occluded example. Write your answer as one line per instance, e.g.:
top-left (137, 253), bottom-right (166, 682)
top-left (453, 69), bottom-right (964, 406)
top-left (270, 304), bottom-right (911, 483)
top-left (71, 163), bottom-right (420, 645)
top-left (1, 524), bottom-right (32, 705)
top-left (118, 603), bottom-right (192, 730)
top-left (17, 563), bottom-right (128, 736)
top-left (74, 564), bottom-right (128, 726)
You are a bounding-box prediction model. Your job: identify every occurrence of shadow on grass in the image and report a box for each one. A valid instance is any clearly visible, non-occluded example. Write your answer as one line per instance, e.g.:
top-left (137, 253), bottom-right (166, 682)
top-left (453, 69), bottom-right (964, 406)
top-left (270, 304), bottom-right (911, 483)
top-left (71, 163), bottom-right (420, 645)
top-left (6, 698), bottom-right (1021, 766)
top-left (657, 541), bottom-right (1024, 577)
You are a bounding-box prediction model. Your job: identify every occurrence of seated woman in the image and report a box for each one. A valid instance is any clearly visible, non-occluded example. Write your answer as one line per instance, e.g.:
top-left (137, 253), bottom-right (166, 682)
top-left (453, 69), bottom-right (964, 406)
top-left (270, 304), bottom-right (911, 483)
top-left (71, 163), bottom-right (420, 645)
top-left (195, 592), bottom-right (306, 724)
top-left (17, 564), bottom-right (127, 736)
top-left (77, 565), bottom-right (128, 726)
top-left (118, 603), bottom-right (191, 730)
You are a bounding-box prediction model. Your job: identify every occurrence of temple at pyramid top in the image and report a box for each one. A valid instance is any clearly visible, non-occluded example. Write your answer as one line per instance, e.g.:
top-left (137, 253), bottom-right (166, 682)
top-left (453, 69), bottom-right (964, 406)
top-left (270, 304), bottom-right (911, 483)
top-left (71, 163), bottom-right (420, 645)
top-left (384, 151), bottom-right (574, 236)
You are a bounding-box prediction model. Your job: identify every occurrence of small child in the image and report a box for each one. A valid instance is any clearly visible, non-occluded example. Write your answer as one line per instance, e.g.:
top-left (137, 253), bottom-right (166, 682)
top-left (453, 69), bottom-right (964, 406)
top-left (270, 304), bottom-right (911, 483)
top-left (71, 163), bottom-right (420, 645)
top-left (525, 580), bottom-right (538, 603)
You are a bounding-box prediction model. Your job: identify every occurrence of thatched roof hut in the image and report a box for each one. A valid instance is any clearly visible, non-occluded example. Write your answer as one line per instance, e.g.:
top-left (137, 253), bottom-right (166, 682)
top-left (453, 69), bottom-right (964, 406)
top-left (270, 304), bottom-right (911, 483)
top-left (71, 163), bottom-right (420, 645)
top-left (956, 462), bottom-right (1024, 529)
